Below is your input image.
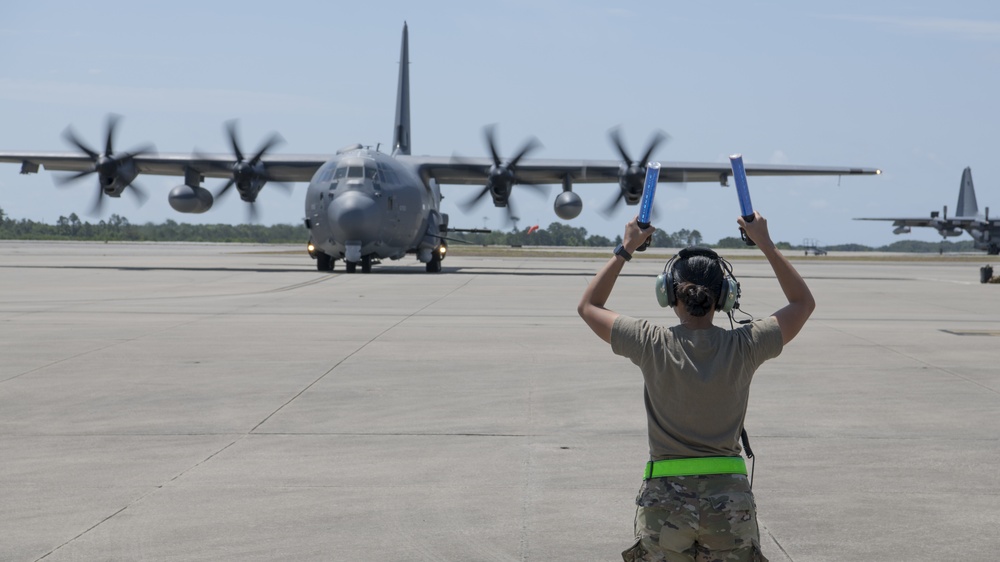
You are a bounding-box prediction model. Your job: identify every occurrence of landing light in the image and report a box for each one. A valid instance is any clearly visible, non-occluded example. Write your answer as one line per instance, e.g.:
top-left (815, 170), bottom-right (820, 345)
top-left (438, 246), bottom-right (447, 257)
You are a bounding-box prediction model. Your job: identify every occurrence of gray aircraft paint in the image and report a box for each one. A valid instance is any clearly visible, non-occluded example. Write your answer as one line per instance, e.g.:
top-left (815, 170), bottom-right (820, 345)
top-left (857, 166), bottom-right (1000, 254)
top-left (0, 24), bottom-right (880, 272)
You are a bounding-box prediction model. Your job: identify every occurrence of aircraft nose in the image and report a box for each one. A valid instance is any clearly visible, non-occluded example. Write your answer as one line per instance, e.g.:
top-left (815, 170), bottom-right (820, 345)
top-left (328, 191), bottom-right (379, 241)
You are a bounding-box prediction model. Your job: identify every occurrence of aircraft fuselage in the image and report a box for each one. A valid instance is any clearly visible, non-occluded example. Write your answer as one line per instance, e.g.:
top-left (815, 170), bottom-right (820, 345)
top-left (304, 146), bottom-right (445, 269)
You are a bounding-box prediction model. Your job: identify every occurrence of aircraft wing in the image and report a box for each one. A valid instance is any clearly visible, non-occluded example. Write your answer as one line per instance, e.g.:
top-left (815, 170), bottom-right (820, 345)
top-left (0, 151), bottom-right (329, 182)
top-left (405, 156), bottom-right (880, 185)
top-left (854, 217), bottom-right (940, 228)
top-left (855, 217), bottom-right (987, 229)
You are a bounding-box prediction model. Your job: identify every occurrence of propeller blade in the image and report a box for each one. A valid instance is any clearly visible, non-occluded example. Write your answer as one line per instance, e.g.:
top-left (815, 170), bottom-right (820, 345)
top-left (505, 196), bottom-right (519, 227)
top-left (192, 149), bottom-right (232, 173)
top-left (225, 120), bottom-right (244, 162)
top-left (460, 186), bottom-right (492, 212)
top-left (601, 191), bottom-right (626, 217)
top-left (126, 180), bottom-right (149, 207)
top-left (54, 169), bottom-right (96, 185)
top-left (508, 137), bottom-right (541, 168)
top-left (609, 126), bottom-right (631, 166)
top-left (215, 178), bottom-right (236, 198)
top-left (62, 127), bottom-right (99, 160)
top-left (639, 131), bottom-right (668, 167)
top-left (103, 114), bottom-right (121, 156)
top-left (90, 184), bottom-right (105, 215)
top-left (247, 201), bottom-right (259, 223)
top-left (249, 133), bottom-right (284, 165)
top-left (122, 143), bottom-right (157, 159)
top-left (268, 180), bottom-right (293, 195)
top-left (483, 125), bottom-right (503, 167)
top-left (517, 182), bottom-right (550, 196)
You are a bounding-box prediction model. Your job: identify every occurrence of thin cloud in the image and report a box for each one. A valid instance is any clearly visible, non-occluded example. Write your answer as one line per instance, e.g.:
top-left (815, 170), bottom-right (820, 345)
top-left (0, 78), bottom-right (333, 115)
top-left (827, 15), bottom-right (1000, 41)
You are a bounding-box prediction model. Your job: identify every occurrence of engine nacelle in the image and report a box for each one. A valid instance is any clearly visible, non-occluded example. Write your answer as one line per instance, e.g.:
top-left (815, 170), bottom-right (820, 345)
top-left (169, 185), bottom-right (214, 213)
top-left (554, 190), bottom-right (582, 220)
top-left (893, 225), bottom-right (911, 235)
top-left (940, 228), bottom-right (963, 238)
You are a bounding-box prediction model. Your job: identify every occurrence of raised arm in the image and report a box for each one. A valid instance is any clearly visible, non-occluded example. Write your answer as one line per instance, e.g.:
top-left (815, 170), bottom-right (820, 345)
top-left (577, 217), bottom-right (655, 343)
top-left (738, 212), bottom-right (815, 345)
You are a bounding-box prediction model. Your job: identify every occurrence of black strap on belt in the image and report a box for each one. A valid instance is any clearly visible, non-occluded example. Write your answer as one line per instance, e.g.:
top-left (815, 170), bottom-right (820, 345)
top-left (741, 427), bottom-right (755, 488)
top-left (740, 428), bottom-right (753, 459)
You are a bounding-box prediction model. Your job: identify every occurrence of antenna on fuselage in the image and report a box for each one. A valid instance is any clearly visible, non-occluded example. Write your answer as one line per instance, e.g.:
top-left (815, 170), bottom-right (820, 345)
top-left (392, 22), bottom-right (411, 156)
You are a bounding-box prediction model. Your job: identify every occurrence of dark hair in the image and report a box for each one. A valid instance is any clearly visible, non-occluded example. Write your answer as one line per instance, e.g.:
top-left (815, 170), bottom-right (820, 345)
top-left (673, 255), bottom-right (724, 317)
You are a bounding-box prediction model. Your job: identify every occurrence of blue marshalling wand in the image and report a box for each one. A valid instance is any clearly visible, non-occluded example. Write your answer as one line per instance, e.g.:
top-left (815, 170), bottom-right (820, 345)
top-left (635, 162), bottom-right (660, 251)
top-left (728, 154), bottom-right (756, 246)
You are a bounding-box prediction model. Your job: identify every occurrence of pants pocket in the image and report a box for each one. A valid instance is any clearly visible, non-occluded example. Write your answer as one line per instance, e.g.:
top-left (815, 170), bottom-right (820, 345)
top-left (621, 539), bottom-right (644, 562)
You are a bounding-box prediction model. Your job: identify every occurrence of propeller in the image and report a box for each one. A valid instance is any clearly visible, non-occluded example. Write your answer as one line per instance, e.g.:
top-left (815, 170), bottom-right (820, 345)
top-left (56, 114), bottom-right (154, 215)
top-left (602, 127), bottom-right (668, 216)
top-left (197, 120), bottom-right (288, 222)
top-left (459, 125), bottom-right (546, 225)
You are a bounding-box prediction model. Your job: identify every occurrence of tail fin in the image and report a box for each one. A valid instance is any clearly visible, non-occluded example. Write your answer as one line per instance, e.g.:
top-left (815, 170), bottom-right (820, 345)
top-left (956, 167), bottom-right (978, 217)
top-left (392, 22), bottom-right (411, 156)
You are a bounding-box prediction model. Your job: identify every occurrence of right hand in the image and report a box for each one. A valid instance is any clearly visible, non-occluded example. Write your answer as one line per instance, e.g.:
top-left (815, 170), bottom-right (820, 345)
top-left (737, 211), bottom-right (774, 248)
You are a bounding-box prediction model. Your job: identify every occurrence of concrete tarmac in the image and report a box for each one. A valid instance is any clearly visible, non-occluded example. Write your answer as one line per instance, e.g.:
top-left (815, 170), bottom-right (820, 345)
top-left (1, 241), bottom-right (998, 561)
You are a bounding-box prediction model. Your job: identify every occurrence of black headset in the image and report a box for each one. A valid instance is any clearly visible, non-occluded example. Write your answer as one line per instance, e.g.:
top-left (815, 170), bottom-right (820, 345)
top-left (655, 247), bottom-right (741, 313)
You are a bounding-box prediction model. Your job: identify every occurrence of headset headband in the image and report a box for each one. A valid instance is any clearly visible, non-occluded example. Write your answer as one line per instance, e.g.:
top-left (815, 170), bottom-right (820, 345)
top-left (656, 246), bottom-right (740, 313)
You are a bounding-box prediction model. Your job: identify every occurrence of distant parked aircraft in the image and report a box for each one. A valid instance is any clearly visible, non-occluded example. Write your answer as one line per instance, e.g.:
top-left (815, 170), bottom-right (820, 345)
top-left (856, 167), bottom-right (999, 254)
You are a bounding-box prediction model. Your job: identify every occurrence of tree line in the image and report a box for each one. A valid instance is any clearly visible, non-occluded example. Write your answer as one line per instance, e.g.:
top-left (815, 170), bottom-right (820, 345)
top-left (0, 207), bottom-right (978, 252)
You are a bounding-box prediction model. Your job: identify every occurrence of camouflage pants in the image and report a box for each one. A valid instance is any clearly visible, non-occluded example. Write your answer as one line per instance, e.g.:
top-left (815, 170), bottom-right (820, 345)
top-left (621, 474), bottom-right (768, 562)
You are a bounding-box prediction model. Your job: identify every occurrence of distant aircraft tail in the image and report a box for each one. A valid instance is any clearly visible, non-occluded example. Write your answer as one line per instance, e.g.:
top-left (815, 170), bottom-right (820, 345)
top-left (392, 22), bottom-right (411, 156)
top-left (956, 166), bottom-right (979, 217)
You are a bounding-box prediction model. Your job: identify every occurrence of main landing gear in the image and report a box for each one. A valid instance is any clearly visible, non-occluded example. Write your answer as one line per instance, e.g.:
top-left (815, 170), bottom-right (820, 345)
top-left (345, 255), bottom-right (373, 273)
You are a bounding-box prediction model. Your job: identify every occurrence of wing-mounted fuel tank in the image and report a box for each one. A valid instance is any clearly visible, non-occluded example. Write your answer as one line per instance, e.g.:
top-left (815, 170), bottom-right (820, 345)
top-left (168, 168), bottom-right (214, 213)
top-left (554, 176), bottom-right (582, 220)
top-left (169, 184), bottom-right (214, 213)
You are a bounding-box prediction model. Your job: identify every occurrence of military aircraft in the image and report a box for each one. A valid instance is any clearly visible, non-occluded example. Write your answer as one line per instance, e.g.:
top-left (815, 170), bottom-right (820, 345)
top-left (856, 167), bottom-right (999, 254)
top-left (0, 23), bottom-right (881, 273)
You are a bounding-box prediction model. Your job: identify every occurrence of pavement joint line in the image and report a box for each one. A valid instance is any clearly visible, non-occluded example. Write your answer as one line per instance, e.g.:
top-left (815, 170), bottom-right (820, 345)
top-left (16, 270), bottom-right (435, 559)
top-left (32, 437), bottom-right (246, 561)
top-left (247, 274), bottom-right (478, 435)
top-left (2, 272), bottom-right (348, 386)
top-left (760, 520), bottom-right (796, 562)
top-left (817, 320), bottom-right (1000, 397)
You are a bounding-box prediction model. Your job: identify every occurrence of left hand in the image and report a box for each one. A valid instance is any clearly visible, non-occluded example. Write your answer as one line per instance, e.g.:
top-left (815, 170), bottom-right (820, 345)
top-left (623, 216), bottom-right (655, 253)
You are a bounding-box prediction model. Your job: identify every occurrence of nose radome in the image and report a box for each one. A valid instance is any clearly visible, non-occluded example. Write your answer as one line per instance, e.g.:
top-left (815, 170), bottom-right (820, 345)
top-left (328, 191), bottom-right (379, 241)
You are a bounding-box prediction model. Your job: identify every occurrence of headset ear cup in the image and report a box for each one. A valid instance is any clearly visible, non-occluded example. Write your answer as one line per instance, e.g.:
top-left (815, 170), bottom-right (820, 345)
top-left (719, 277), bottom-right (739, 313)
top-left (656, 272), bottom-right (671, 307)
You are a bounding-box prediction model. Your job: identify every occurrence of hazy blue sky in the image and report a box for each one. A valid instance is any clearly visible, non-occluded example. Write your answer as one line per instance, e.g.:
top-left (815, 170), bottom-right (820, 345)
top-left (2, 1), bottom-right (998, 247)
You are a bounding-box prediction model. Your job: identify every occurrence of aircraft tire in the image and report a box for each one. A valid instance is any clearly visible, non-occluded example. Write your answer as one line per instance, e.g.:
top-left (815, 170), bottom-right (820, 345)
top-left (346, 261), bottom-right (357, 273)
top-left (361, 256), bottom-right (372, 273)
top-left (426, 258), bottom-right (442, 273)
top-left (316, 252), bottom-right (333, 271)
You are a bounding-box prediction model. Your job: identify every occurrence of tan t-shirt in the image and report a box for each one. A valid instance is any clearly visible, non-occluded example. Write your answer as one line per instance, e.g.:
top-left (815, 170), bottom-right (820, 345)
top-left (611, 315), bottom-right (783, 461)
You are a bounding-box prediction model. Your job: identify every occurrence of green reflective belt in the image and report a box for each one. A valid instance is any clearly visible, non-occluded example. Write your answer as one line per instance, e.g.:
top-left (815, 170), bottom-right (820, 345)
top-left (644, 457), bottom-right (747, 480)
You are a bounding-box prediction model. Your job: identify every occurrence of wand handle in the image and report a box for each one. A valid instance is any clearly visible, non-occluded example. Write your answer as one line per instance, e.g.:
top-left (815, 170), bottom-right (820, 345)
top-left (729, 154), bottom-right (756, 246)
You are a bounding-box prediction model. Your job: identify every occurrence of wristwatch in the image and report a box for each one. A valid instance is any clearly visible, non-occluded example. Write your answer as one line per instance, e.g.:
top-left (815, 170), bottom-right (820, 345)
top-left (613, 244), bottom-right (632, 262)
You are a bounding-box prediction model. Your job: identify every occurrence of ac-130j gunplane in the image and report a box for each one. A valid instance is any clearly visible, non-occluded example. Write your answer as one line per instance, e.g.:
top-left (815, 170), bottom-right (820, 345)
top-left (0, 23), bottom-right (880, 273)
top-left (856, 167), bottom-right (999, 254)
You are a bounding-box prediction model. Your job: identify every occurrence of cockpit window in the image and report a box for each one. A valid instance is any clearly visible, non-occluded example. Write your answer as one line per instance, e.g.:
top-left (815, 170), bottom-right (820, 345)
top-left (347, 166), bottom-right (364, 179)
top-left (366, 166), bottom-right (379, 181)
top-left (333, 166), bottom-right (348, 180)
